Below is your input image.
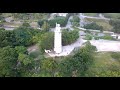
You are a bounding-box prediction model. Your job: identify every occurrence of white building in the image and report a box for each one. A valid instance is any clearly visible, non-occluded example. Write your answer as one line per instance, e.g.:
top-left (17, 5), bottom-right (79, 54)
top-left (52, 13), bottom-right (68, 17)
top-left (58, 13), bottom-right (68, 17)
top-left (54, 23), bottom-right (62, 54)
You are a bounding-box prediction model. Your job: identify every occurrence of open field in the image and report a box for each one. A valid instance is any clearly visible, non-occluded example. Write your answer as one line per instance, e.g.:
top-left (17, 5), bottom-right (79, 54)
top-left (84, 13), bottom-right (98, 17)
top-left (102, 13), bottom-right (120, 19)
top-left (84, 18), bottom-right (113, 31)
top-left (85, 52), bottom-right (120, 77)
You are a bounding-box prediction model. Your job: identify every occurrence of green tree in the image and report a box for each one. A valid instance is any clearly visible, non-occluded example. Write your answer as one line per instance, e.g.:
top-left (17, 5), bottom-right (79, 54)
top-left (14, 27), bottom-right (33, 46)
top-left (0, 46), bottom-right (18, 77)
top-left (18, 53), bottom-right (33, 66)
top-left (70, 15), bottom-right (80, 27)
top-left (0, 30), bottom-right (16, 47)
top-left (83, 22), bottom-right (103, 30)
top-left (17, 53), bottom-right (34, 76)
top-left (38, 19), bottom-right (48, 27)
top-left (62, 29), bottom-right (79, 45)
top-left (41, 21), bottom-right (50, 32)
top-left (58, 41), bottom-right (96, 77)
top-left (109, 19), bottom-right (120, 33)
top-left (41, 58), bottom-right (58, 76)
top-left (58, 56), bottom-right (81, 77)
top-left (72, 42), bottom-right (95, 76)
top-left (21, 22), bottom-right (31, 28)
top-left (15, 46), bottom-right (28, 54)
top-left (84, 34), bottom-right (93, 40)
top-left (48, 16), bottom-right (68, 28)
top-left (39, 32), bottom-right (54, 52)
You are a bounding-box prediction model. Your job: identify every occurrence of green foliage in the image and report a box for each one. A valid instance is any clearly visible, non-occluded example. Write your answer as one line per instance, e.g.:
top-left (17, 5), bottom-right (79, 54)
top-left (38, 19), bottom-right (48, 27)
top-left (73, 42), bottom-right (95, 76)
top-left (94, 36), bottom-right (99, 40)
top-left (0, 27), bottom-right (41, 48)
top-left (41, 59), bottom-right (58, 72)
top-left (84, 41), bottom-right (97, 52)
top-left (62, 29), bottom-right (79, 45)
top-left (83, 22), bottom-right (103, 30)
top-left (84, 13), bottom-right (99, 17)
top-left (15, 46), bottom-right (27, 54)
top-left (84, 34), bottom-right (93, 40)
top-left (109, 19), bottom-right (120, 33)
top-left (22, 22), bottom-right (31, 28)
top-left (39, 32), bottom-right (54, 52)
top-left (103, 13), bottom-right (120, 19)
top-left (70, 15), bottom-right (80, 27)
top-left (32, 30), bottom-right (44, 44)
top-left (17, 53), bottom-right (35, 77)
top-left (58, 56), bottom-right (81, 77)
top-left (29, 51), bottom-right (40, 58)
top-left (18, 53), bottom-right (33, 66)
top-left (41, 21), bottom-right (50, 32)
top-left (0, 30), bottom-right (16, 47)
top-left (91, 64), bottom-right (120, 77)
top-left (111, 52), bottom-right (120, 61)
top-left (48, 16), bottom-right (68, 28)
top-left (0, 46), bottom-right (18, 77)
top-left (100, 35), bottom-right (113, 40)
top-left (10, 13), bottom-right (49, 21)
top-left (95, 71), bottom-right (120, 77)
top-left (58, 41), bottom-right (95, 77)
top-left (14, 27), bottom-right (35, 46)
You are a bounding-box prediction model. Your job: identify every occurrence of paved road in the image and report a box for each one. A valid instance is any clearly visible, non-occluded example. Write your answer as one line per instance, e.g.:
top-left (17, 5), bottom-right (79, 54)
top-left (90, 40), bottom-right (120, 52)
top-left (66, 16), bottom-right (73, 29)
top-left (79, 13), bottom-right (110, 20)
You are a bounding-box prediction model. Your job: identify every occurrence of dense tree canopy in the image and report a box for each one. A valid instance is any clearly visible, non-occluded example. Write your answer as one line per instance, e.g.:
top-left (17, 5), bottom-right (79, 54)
top-left (40, 58), bottom-right (58, 76)
top-left (0, 29), bottom-right (16, 47)
top-left (62, 29), bottom-right (79, 45)
top-left (48, 14), bottom-right (71, 28)
top-left (14, 26), bottom-right (41, 46)
top-left (70, 15), bottom-right (80, 27)
top-left (83, 22), bottom-right (103, 30)
top-left (0, 46), bottom-right (18, 77)
top-left (41, 21), bottom-right (50, 32)
top-left (39, 32), bottom-right (54, 52)
top-left (109, 19), bottom-right (120, 33)
top-left (58, 41), bottom-right (96, 77)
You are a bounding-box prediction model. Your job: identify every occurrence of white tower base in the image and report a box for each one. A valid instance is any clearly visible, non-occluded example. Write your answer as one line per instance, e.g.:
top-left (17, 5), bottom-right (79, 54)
top-left (54, 23), bottom-right (62, 54)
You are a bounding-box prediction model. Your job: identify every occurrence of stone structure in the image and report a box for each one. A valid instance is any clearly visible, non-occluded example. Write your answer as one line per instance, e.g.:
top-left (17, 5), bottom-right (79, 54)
top-left (54, 23), bottom-right (62, 53)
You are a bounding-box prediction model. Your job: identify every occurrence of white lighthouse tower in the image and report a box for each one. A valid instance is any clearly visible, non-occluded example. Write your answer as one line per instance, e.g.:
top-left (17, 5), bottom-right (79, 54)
top-left (54, 23), bottom-right (62, 54)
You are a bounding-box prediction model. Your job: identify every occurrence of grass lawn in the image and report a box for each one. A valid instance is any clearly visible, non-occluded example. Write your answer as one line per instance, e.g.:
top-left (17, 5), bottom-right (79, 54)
top-left (2, 13), bottom-right (13, 17)
top-left (84, 18), bottom-right (113, 31)
top-left (84, 13), bottom-right (98, 17)
top-left (3, 22), bottom-right (22, 27)
top-left (102, 13), bottom-right (120, 19)
top-left (85, 52), bottom-right (120, 77)
top-left (84, 13), bottom-right (120, 19)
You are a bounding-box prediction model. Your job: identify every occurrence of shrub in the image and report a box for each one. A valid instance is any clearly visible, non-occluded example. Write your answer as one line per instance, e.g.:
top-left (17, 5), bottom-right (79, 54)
top-left (94, 36), bottom-right (99, 40)
top-left (62, 29), bottom-right (79, 45)
top-left (83, 22), bottom-right (103, 30)
top-left (38, 19), bottom-right (48, 27)
top-left (111, 52), bottom-right (120, 61)
top-left (70, 15), bottom-right (80, 27)
top-left (84, 34), bottom-right (93, 40)
top-left (100, 35), bottom-right (113, 40)
top-left (29, 51), bottom-right (40, 58)
top-left (48, 16), bottom-right (68, 28)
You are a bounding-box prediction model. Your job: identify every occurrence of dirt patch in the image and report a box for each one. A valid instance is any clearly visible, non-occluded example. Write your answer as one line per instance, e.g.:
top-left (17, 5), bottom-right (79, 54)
top-left (27, 44), bottom-right (39, 54)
